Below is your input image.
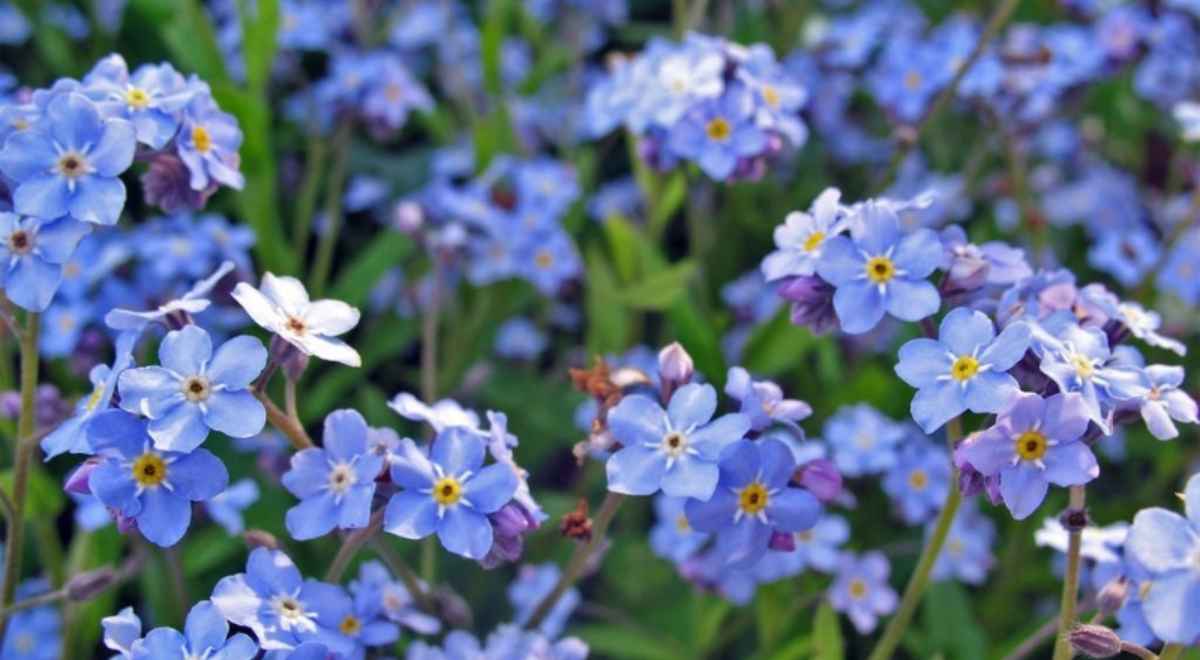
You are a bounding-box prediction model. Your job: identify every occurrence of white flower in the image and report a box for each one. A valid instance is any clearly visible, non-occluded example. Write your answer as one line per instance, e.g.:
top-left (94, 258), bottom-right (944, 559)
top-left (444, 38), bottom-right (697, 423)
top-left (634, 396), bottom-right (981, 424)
top-left (1174, 101), bottom-right (1200, 142)
top-left (232, 272), bottom-right (362, 367)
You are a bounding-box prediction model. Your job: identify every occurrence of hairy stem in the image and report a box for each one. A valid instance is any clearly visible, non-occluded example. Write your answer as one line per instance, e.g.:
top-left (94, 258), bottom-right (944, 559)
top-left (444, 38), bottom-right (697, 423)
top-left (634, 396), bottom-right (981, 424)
top-left (326, 509), bottom-right (385, 583)
top-left (524, 492), bottom-right (625, 631)
top-left (309, 119), bottom-right (353, 297)
top-left (255, 390), bottom-right (314, 449)
top-left (1052, 486), bottom-right (1088, 660)
top-left (0, 312), bottom-right (40, 638)
top-left (867, 417), bottom-right (964, 660)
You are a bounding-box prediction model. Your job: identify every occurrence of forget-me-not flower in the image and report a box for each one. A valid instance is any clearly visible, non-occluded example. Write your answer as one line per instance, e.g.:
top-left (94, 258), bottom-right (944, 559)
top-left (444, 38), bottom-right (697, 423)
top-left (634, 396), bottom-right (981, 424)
top-left (724, 366), bottom-right (812, 432)
top-left (130, 600), bottom-right (257, 660)
top-left (667, 86), bottom-right (768, 180)
top-left (509, 563), bottom-right (580, 639)
top-left (605, 383), bottom-right (751, 499)
top-left (1125, 473), bottom-right (1200, 645)
top-left (282, 409), bottom-right (384, 540)
top-left (82, 54), bottom-right (194, 149)
top-left (0, 213), bottom-right (90, 312)
top-left (761, 188), bottom-right (847, 281)
top-left (828, 551), bottom-right (898, 634)
top-left (1128, 365), bottom-right (1199, 441)
top-left (823, 404), bottom-right (906, 477)
top-left (176, 88), bottom-right (245, 191)
top-left (895, 307), bottom-right (1031, 433)
top-left (204, 478), bottom-right (260, 536)
top-left (232, 272), bottom-right (362, 367)
top-left (118, 324), bottom-right (267, 452)
top-left (649, 494), bottom-right (709, 563)
top-left (882, 438), bottom-right (952, 525)
top-left (1038, 320), bottom-right (1143, 433)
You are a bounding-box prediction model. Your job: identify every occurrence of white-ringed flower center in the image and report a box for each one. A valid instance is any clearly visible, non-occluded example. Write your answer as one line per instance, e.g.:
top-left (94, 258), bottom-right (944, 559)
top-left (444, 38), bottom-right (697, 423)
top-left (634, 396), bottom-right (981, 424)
top-left (125, 87), bottom-right (151, 109)
top-left (762, 84), bottom-right (781, 107)
top-left (285, 316), bottom-right (307, 335)
top-left (950, 355), bottom-right (980, 382)
top-left (339, 614), bottom-right (362, 636)
top-left (705, 116), bottom-right (732, 142)
top-left (803, 231), bottom-right (825, 253)
top-left (181, 376), bottom-right (212, 402)
top-left (738, 482), bottom-right (769, 516)
top-left (1070, 353), bottom-right (1095, 380)
top-left (848, 578), bottom-right (868, 600)
top-left (865, 256), bottom-right (896, 284)
top-left (56, 151), bottom-right (90, 179)
top-left (1015, 430), bottom-right (1048, 462)
top-left (270, 594), bottom-right (313, 632)
top-left (328, 463), bottom-right (357, 495)
top-left (131, 452), bottom-right (168, 488)
top-left (432, 476), bottom-right (463, 506)
top-left (661, 431), bottom-right (689, 458)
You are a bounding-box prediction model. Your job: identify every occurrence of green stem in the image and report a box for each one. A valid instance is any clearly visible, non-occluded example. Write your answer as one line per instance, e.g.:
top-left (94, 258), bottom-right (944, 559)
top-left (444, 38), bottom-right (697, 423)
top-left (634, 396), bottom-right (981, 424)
top-left (1052, 486), bottom-right (1087, 660)
top-left (419, 269), bottom-right (442, 585)
top-left (0, 312), bottom-right (39, 638)
top-left (867, 417), bottom-right (964, 660)
top-left (368, 537), bottom-right (434, 613)
top-left (1159, 644), bottom-right (1187, 660)
top-left (326, 509), bottom-right (384, 583)
top-left (308, 120), bottom-right (353, 297)
top-left (291, 132), bottom-right (328, 262)
top-left (524, 492), bottom-right (625, 631)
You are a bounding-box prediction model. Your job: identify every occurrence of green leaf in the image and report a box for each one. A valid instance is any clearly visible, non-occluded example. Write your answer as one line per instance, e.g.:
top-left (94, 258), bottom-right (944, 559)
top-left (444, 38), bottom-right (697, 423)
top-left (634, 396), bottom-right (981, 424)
top-left (608, 260), bottom-right (697, 310)
top-left (182, 527), bottom-right (243, 576)
top-left (148, 0), bottom-right (231, 86)
top-left (574, 624), bottom-right (687, 660)
top-left (754, 581), bottom-right (793, 652)
top-left (650, 171), bottom-right (687, 233)
top-left (691, 597), bottom-right (732, 654)
top-left (330, 232), bottom-right (413, 307)
top-left (585, 245), bottom-right (633, 355)
top-left (812, 602), bottom-right (844, 660)
top-left (666, 299), bottom-right (726, 389)
top-left (239, 0), bottom-right (280, 93)
top-left (603, 214), bottom-right (646, 283)
top-left (761, 636), bottom-right (812, 660)
top-left (63, 527), bottom-right (123, 657)
top-left (918, 582), bottom-right (987, 659)
top-left (480, 0), bottom-right (512, 96)
top-left (741, 309), bottom-right (817, 377)
top-left (0, 466), bottom-right (64, 520)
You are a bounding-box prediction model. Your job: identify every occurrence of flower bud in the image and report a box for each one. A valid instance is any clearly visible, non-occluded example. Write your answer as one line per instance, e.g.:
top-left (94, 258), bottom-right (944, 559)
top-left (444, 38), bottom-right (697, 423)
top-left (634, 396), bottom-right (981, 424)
top-left (795, 459), bottom-right (842, 503)
top-left (243, 529), bottom-right (279, 550)
top-left (432, 586), bottom-right (473, 629)
top-left (778, 276), bottom-right (838, 335)
top-left (657, 342), bottom-right (694, 393)
top-left (141, 152), bottom-right (216, 213)
top-left (1097, 577), bottom-right (1129, 615)
top-left (392, 200), bottom-right (424, 233)
top-left (480, 503), bottom-right (539, 569)
top-left (66, 567), bottom-right (115, 601)
top-left (1060, 506), bottom-right (1090, 532)
top-left (64, 458), bottom-right (101, 495)
top-left (1068, 624), bottom-right (1122, 658)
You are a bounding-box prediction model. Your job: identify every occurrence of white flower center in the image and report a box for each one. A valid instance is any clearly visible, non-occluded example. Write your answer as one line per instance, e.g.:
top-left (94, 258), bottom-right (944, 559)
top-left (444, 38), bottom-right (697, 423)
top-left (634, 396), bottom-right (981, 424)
top-left (327, 463), bottom-right (356, 495)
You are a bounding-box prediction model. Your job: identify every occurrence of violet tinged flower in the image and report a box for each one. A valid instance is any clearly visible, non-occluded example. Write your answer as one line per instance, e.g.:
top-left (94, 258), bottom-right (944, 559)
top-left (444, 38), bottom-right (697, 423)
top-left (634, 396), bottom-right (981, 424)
top-left (895, 307), bottom-right (1031, 433)
top-left (232, 272), bottom-right (362, 367)
top-left (177, 87), bottom-right (244, 191)
top-left (777, 274), bottom-right (838, 334)
top-left (685, 438), bottom-right (821, 568)
top-left (1125, 365), bottom-right (1199, 441)
top-left (130, 600), bottom-right (257, 660)
top-left (930, 503), bottom-right (996, 585)
top-left (117, 324), bottom-right (267, 452)
top-left (82, 54), bottom-right (194, 149)
top-left (605, 383), bottom-right (751, 499)
top-left (494, 316), bottom-right (548, 360)
top-left (509, 563), bottom-right (580, 639)
top-left (204, 478), bottom-right (259, 536)
top-left (1125, 473), bottom-right (1200, 644)
top-left (955, 393), bottom-right (1098, 520)
top-left (650, 494), bottom-right (709, 563)
top-left (724, 366), bottom-right (812, 432)
top-left (0, 213), bottom-right (90, 312)
top-left (1038, 321), bottom-right (1143, 433)
top-left (40, 330), bottom-right (136, 457)
top-left (828, 551), bottom-right (898, 634)
top-left (210, 547), bottom-right (353, 654)
top-left (141, 152), bottom-right (216, 213)
top-left (86, 410), bottom-right (229, 546)
top-left (384, 429), bottom-right (519, 560)
top-left (761, 188), bottom-right (847, 280)
top-left (823, 404), bottom-right (906, 477)
top-left (938, 225), bottom-right (1032, 294)
top-left (882, 439), bottom-right (951, 525)
top-left (106, 260), bottom-right (234, 331)
top-left (1087, 228), bottom-right (1161, 288)
top-left (349, 560), bottom-right (440, 635)
top-left (667, 86), bottom-right (768, 180)
top-left (0, 92), bottom-right (136, 226)
top-left (816, 201), bottom-right (942, 334)
top-left (282, 409), bottom-right (384, 540)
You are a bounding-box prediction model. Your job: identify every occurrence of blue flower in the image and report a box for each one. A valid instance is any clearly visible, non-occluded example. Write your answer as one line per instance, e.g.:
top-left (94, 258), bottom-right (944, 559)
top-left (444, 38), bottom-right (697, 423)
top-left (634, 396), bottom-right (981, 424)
top-left (384, 428), bottom-right (519, 560)
top-left (649, 495), bottom-right (709, 563)
top-left (667, 86), bottom-right (768, 180)
top-left (823, 404), bottom-right (906, 477)
top-left (724, 366), bottom-right (812, 432)
top-left (304, 580), bottom-right (400, 658)
top-left (82, 54), bottom-right (194, 149)
top-left (816, 201), bottom-right (942, 334)
top-left (39, 298), bottom-right (93, 357)
top-left (516, 229), bottom-right (581, 295)
top-left (685, 438), bottom-right (821, 568)
top-left (882, 438), bottom-right (951, 525)
top-left (210, 547), bottom-right (354, 654)
top-left (895, 307), bottom-right (1031, 433)
top-left (177, 87), bottom-right (245, 192)
top-left (956, 393), bottom-right (1098, 520)
top-left (1087, 227), bottom-right (1161, 287)
top-left (102, 606), bottom-right (142, 658)
top-left (495, 316), bottom-right (548, 360)
top-left (1125, 473), bottom-right (1200, 644)
top-left (204, 478), bottom-right (259, 535)
top-left (0, 92), bottom-right (135, 225)
top-left (1132, 365), bottom-right (1199, 441)
top-left (42, 329), bottom-right (139, 457)
top-left (349, 561), bottom-right (440, 635)
top-left (130, 600), bottom-right (258, 660)
top-left (282, 409), bottom-right (384, 540)
top-left (1, 593), bottom-right (59, 659)
top-left (828, 551), bottom-right (898, 634)
top-left (930, 503), bottom-right (996, 585)
top-left (509, 563), bottom-right (580, 638)
top-left (0, 213), bottom-right (90, 312)
top-left (117, 325), bottom-right (266, 452)
top-left (755, 513), bottom-right (850, 581)
top-left (86, 410), bottom-right (229, 546)
top-left (106, 261), bottom-right (234, 331)
top-left (1037, 320), bottom-right (1143, 432)
top-left (605, 383), bottom-right (751, 499)
top-left (761, 188), bottom-right (847, 281)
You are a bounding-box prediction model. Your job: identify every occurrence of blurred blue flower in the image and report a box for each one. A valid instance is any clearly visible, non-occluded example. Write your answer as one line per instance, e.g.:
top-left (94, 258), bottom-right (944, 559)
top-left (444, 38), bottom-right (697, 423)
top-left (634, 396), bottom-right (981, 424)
top-left (605, 383), bottom-right (750, 499)
top-left (509, 563), bottom-right (580, 639)
top-left (305, 579), bottom-right (399, 658)
top-left (823, 404), bottom-right (905, 477)
top-left (649, 494), bottom-right (709, 563)
top-left (828, 551), bottom-right (898, 634)
top-left (1087, 228), bottom-right (1160, 287)
top-left (204, 478), bottom-right (259, 536)
top-left (86, 410), bottom-right (229, 546)
top-left (1125, 473), bottom-right (1200, 644)
top-left (282, 409), bottom-right (384, 540)
top-left (930, 503), bottom-right (995, 584)
top-left (882, 438), bottom-right (951, 525)
top-left (495, 316), bottom-right (548, 360)
top-left (0, 213), bottom-right (90, 311)
top-left (118, 325), bottom-right (267, 452)
top-left (667, 86), bottom-right (768, 180)
top-left (349, 561), bottom-right (440, 635)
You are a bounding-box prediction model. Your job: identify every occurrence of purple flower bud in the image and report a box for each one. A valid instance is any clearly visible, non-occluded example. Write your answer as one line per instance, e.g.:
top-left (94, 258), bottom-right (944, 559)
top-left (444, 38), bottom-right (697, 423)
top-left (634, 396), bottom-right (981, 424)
top-left (267, 334), bottom-right (308, 383)
top-left (432, 586), bottom-right (473, 629)
top-left (66, 567), bottom-right (115, 601)
top-left (778, 275), bottom-right (839, 335)
top-left (392, 201), bottom-right (424, 233)
top-left (1068, 624), bottom-right (1122, 658)
top-left (795, 459), bottom-right (842, 503)
top-left (768, 530), bottom-right (796, 552)
top-left (141, 152), bottom-right (216, 213)
top-left (64, 458), bottom-right (101, 495)
top-left (480, 502), bottom-right (539, 569)
top-left (115, 510), bottom-right (137, 534)
top-left (657, 342), bottom-right (694, 395)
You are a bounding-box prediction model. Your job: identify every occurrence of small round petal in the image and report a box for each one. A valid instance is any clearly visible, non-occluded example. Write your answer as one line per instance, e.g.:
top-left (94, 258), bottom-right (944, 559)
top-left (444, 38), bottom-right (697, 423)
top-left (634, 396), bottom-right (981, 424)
top-left (90, 119), bottom-right (137, 176)
top-left (14, 174), bottom-right (71, 220)
top-left (833, 281), bottom-right (885, 334)
top-left (686, 413), bottom-right (751, 461)
top-left (323, 409), bottom-right (369, 461)
top-left (286, 491), bottom-right (338, 540)
top-left (684, 489), bottom-right (737, 533)
top-left (884, 279), bottom-right (940, 322)
top-left (336, 486), bottom-right (374, 530)
top-left (159, 325), bottom-right (213, 377)
top-left (463, 463), bottom-right (518, 513)
top-left (148, 403), bottom-right (209, 452)
top-left (939, 308), bottom-right (994, 357)
top-left (815, 236), bottom-right (863, 286)
top-left (89, 459), bottom-right (139, 516)
top-left (214, 633), bottom-right (259, 660)
top-left (389, 439), bottom-right (436, 489)
top-left (384, 492), bottom-right (439, 539)
top-left (605, 444), bottom-right (667, 496)
top-left (207, 335), bottom-right (267, 389)
top-left (169, 448), bottom-right (229, 500)
top-left (895, 338), bottom-right (953, 389)
top-left (963, 371), bottom-right (1020, 414)
top-left (660, 455), bottom-right (720, 500)
top-left (1141, 570), bottom-right (1200, 644)
top-left (204, 390), bottom-right (266, 439)
top-left (297, 333), bottom-right (362, 367)
top-left (759, 438), bottom-right (799, 488)
top-left (244, 547), bottom-right (303, 595)
top-left (1043, 393), bottom-right (1090, 444)
top-left (980, 322), bottom-right (1032, 371)
top-left (1143, 402), bottom-right (1181, 440)
top-left (260, 273), bottom-right (309, 314)
top-left (432, 427), bottom-right (485, 476)
top-left (768, 488), bottom-right (821, 532)
top-left (6, 257), bottom-right (62, 312)
top-left (437, 506), bottom-right (493, 560)
top-left (1128, 508), bottom-right (1198, 573)
top-left (86, 409), bottom-right (147, 456)
top-left (667, 383), bottom-right (717, 431)
top-left (118, 367), bottom-right (181, 419)
top-left (132, 627), bottom-right (186, 660)
top-left (282, 449), bottom-right (333, 499)
top-left (910, 380), bottom-right (966, 434)
top-left (302, 300), bottom-right (361, 336)
top-left (999, 464), bottom-right (1049, 520)
top-left (607, 395), bottom-right (668, 448)
top-left (184, 600), bottom-right (229, 653)
top-left (1040, 442), bottom-right (1099, 486)
top-left (892, 228), bottom-right (943, 279)
top-left (69, 176), bottom-right (126, 225)
top-left (138, 488), bottom-right (192, 546)
top-left (231, 282), bottom-right (285, 330)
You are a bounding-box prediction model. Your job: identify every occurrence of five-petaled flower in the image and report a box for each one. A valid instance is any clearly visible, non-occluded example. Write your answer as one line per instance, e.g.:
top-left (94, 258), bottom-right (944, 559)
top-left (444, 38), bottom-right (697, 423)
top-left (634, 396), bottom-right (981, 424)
top-left (232, 272), bottom-right (363, 367)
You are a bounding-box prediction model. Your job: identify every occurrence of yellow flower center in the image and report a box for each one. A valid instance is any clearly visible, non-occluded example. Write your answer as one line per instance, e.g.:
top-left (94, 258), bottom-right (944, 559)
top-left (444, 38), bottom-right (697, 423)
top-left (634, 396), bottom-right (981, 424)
top-left (904, 70), bottom-right (922, 90)
top-left (705, 117), bottom-right (731, 142)
top-left (191, 125), bottom-right (212, 153)
top-left (125, 87), bottom-right (151, 109)
top-left (132, 453), bottom-right (167, 488)
top-left (56, 151), bottom-right (89, 178)
top-left (432, 476), bottom-right (463, 506)
top-left (865, 256), bottom-right (896, 284)
top-left (951, 355), bottom-right (980, 382)
top-left (1070, 353), bottom-right (1094, 379)
top-left (848, 578), bottom-right (868, 599)
top-left (339, 614), bottom-right (362, 636)
top-left (181, 376), bottom-right (211, 402)
top-left (534, 250), bottom-right (554, 269)
top-left (762, 85), bottom-right (781, 107)
top-left (908, 469), bottom-right (928, 490)
top-left (738, 482), bottom-right (769, 516)
top-left (803, 231), bottom-right (826, 253)
top-left (675, 514), bottom-right (691, 532)
top-left (1015, 430), bottom-right (1048, 461)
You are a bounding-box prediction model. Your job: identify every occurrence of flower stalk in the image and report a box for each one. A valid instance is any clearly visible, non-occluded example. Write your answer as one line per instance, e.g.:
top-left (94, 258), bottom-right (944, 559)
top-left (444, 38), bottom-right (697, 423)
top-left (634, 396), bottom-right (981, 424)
top-left (1052, 485), bottom-right (1088, 660)
top-left (0, 312), bottom-right (40, 638)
